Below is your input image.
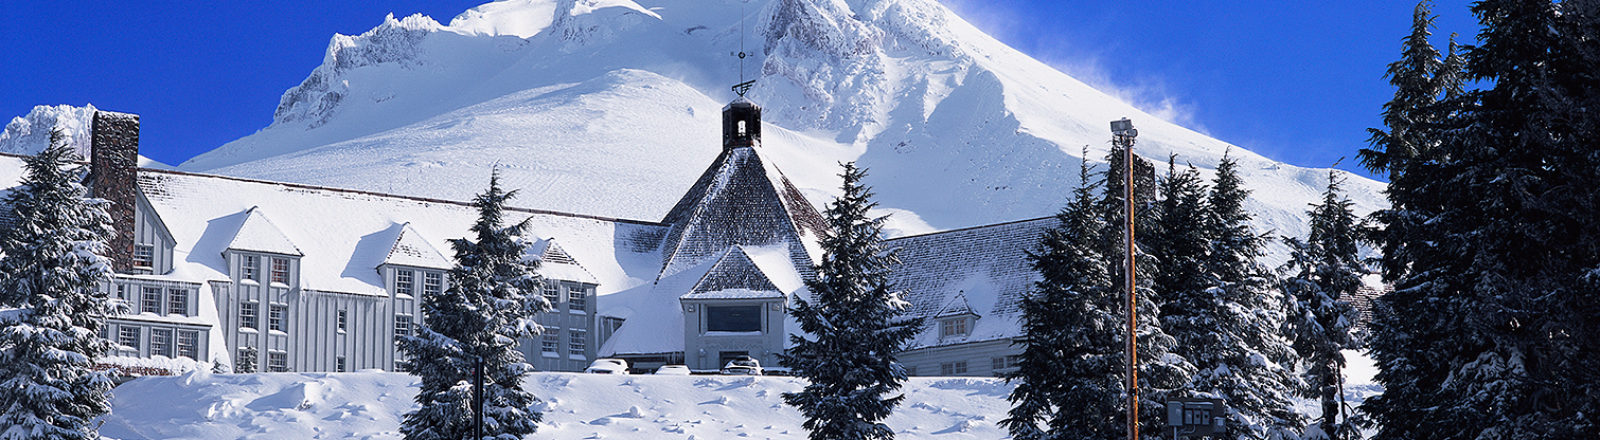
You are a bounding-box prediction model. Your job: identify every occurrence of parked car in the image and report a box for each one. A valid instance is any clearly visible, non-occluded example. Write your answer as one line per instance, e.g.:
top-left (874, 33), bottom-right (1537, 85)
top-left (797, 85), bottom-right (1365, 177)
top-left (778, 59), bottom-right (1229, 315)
top-left (584, 358), bottom-right (629, 375)
top-left (720, 356), bottom-right (763, 376)
top-left (655, 365), bottom-right (691, 375)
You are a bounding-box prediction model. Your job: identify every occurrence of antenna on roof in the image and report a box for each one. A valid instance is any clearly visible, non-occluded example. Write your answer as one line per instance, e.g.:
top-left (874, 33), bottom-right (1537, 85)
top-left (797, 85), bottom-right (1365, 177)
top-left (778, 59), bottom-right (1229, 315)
top-left (731, 3), bottom-right (755, 97)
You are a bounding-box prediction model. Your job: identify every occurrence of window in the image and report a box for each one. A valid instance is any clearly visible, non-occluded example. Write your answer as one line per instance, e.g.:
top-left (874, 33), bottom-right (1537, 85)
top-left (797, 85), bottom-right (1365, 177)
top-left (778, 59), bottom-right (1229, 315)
top-left (706, 306), bottom-right (761, 332)
top-left (568, 287), bottom-right (587, 311)
top-left (269, 305), bottom-right (286, 331)
top-left (270, 258), bottom-right (290, 284)
top-left (241, 255), bottom-right (259, 281)
top-left (237, 348), bottom-right (257, 372)
top-left (543, 283), bottom-right (560, 307)
top-left (167, 288), bottom-right (188, 316)
top-left (118, 327), bottom-right (141, 350)
top-left (150, 329), bottom-right (172, 357)
top-left (541, 332), bottom-right (559, 354)
top-left (395, 315), bottom-right (413, 339)
top-left (141, 287), bottom-right (162, 314)
top-left (906, 365), bottom-right (918, 376)
top-left (240, 302), bottom-right (259, 329)
top-left (940, 361), bottom-right (968, 376)
top-left (993, 355), bottom-right (1022, 372)
top-left (337, 310), bottom-right (348, 332)
top-left (423, 272), bottom-right (443, 296)
top-left (133, 244), bottom-right (154, 267)
top-left (569, 329), bottom-right (586, 356)
top-left (177, 331), bottom-right (199, 360)
top-left (941, 317), bottom-right (970, 337)
top-left (395, 271), bottom-right (414, 296)
top-left (268, 352), bottom-right (288, 372)
top-left (336, 356), bottom-right (347, 372)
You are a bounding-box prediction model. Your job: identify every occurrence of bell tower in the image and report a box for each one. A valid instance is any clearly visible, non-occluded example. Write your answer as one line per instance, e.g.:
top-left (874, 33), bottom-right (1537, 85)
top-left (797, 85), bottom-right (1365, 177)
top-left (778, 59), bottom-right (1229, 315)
top-left (722, 97), bottom-right (761, 150)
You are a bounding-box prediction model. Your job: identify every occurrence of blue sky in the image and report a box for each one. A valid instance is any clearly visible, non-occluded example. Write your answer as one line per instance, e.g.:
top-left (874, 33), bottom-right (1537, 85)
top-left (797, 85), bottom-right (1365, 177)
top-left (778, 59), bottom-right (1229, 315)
top-left (2, 1), bottom-right (1478, 179)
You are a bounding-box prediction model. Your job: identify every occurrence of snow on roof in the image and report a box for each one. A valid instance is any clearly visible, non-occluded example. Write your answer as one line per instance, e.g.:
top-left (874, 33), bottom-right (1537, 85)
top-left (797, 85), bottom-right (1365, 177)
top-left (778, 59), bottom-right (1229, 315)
top-left (934, 293), bottom-right (979, 319)
top-left (656, 145), bottom-right (825, 280)
top-left (598, 255), bottom-right (717, 356)
top-left (136, 168), bottom-right (666, 296)
top-left (226, 207), bottom-right (304, 256)
top-left (682, 246), bottom-right (782, 300)
top-left (380, 223), bottom-right (450, 270)
top-left (885, 217), bottom-right (1054, 350)
top-left (530, 238), bottom-right (600, 285)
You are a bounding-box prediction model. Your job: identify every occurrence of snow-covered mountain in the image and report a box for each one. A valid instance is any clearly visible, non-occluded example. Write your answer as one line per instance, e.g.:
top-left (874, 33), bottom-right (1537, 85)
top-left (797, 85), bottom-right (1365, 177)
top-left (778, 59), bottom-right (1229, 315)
top-left (11, 0), bottom-right (1388, 261)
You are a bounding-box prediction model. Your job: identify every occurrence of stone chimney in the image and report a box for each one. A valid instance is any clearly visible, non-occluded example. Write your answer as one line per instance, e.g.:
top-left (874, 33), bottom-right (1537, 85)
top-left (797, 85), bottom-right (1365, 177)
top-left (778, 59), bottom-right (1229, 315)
top-left (722, 97), bottom-right (761, 150)
top-left (89, 111), bottom-right (140, 274)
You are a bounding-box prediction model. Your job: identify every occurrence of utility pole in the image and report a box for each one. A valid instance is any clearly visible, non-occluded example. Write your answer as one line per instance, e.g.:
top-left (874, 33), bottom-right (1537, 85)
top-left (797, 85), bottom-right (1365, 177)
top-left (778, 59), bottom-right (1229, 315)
top-left (1111, 118), bottom-right (1139, 440)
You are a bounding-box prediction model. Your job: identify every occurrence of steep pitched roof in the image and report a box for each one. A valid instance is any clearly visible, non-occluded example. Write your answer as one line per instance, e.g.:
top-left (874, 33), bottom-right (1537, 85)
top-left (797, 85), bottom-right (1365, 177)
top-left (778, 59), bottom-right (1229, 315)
top-left (226, 207), bottom-right (303, 256)
top-left (657, 145), bottom-right (826, 280)
top-left (884, 217), bottom-right (1054, 350)
top-left (530, 238), bottom-right (599, 285)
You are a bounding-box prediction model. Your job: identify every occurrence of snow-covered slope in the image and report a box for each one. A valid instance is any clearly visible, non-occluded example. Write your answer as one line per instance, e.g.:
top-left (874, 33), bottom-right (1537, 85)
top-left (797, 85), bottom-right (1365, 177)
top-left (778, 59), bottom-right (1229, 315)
top-left (170, 0), bottom-right (1383, 259)
top-left (97, 353), bottom-right (1383, 440)
top-left (2, 104), bottom-right (171, 169)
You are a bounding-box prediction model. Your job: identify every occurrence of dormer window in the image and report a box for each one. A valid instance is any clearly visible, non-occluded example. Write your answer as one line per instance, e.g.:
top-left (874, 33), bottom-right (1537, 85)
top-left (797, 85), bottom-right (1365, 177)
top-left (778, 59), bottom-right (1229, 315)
top-left (241, 255), bottom-right (260, 282)
top-left (941, 317), bottom-right (970, 338)
top-left (270, 257), bottom-right (290, 284)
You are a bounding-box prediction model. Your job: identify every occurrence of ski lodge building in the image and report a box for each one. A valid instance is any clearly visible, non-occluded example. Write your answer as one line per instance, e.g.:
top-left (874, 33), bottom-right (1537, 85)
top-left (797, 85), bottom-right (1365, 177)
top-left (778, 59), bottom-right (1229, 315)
top-left (0, 99), bottom-right (1046, 376)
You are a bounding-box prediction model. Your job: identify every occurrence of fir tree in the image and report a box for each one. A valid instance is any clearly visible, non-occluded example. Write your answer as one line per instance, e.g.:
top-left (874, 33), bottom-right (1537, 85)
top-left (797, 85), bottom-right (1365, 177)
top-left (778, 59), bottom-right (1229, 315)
top-left (1280, 169), bottom-right (1364, 440)
top-left (0, 137), bottom-right (120, 440)
top-left (1000, 152), bottom-right (1123, 440)
top-left (1151, 154), bottom-right (1302, 440)
top-left (1097, 144), bottom-right (1191, 440)
top-left (398, 171), bottom-right (548, 440)
top-left (780, 162), bottom-right (923, 440)
top-left (1363, 1), bottom-right (1600, 438)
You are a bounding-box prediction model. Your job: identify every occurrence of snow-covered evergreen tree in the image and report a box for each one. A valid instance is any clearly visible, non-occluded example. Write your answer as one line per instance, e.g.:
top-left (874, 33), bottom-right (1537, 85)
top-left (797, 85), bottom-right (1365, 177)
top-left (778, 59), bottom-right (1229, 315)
top-left (1363, 0), bottom-right (1600, 438)
top-left (1151, 154), bottom-right (1302, 440)
top-left (1097, 145), bottom-right (1192, 440)
top-left (1280, 169), bottom-right (1363, 440)
top-left (1001, 153), bottom-right (1123, 440)
top-left (780, 162), bottom-right (923, 440)
top-left (398, 171), bottom-right (548, 440)
top-left (0, 137), bottom-right (120, 440)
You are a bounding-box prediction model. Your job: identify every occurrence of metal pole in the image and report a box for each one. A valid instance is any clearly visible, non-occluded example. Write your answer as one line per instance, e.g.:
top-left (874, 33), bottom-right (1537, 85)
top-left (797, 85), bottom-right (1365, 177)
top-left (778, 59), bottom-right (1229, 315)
top-left (474, 355), bottom-right (485, 440)
top-left (1118, 123), bottom-right (1140, 440)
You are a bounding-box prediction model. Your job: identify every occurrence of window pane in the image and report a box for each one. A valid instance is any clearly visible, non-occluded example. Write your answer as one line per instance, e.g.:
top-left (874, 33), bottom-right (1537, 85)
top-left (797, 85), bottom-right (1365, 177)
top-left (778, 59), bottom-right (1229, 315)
top-left (270, 258), bottom-right (290, 284)
top-left (395, 315), bottom-right (413, 338)
top-left (706, 306), bottom-right (761, 332)
top-left (133, 244), bottom-right (154, 267)
top-left (337, 310), bottom-right (348, 332)
top-left (141, 287), bottom-right (161, 314)
top-left (268, 352), bottom-right (288, 372)
top-left (242, 255), bottom-right (259, 281)
top-left (423, 272), bottom-right (442, 296)
top-left (177, 331), bottom-right (199, 359)
top-left (568, 287), bottom-right (587, 310)
top-left (568, 329), bottom-right (586, 356)
top-left (269, 305), bottom-right (286, 331)
top-left (167, 289), bottom-right (188, 316)
top-left (118, 327), bottom-right (140, 349)
top-left (240, 302), bottom-right (259, 329)
top-left (237, 348), bottom-right (257, 372)
top-left (542, 332), bottom-right (559, 353)
top-left (395, 271), bottom-right (414, 296)
top-left (150, 329), bottom-right (172, 358)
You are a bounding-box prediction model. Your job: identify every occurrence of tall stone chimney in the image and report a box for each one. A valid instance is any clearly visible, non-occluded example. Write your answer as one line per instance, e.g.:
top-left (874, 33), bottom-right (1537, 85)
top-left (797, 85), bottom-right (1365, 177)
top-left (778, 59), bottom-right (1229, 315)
top-left (90, 111), bottom-right (140, 274)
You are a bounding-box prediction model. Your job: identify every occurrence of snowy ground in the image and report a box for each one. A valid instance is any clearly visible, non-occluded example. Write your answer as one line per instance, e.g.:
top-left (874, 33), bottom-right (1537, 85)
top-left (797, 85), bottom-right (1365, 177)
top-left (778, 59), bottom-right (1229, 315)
top-left (98, 350), bottom-right (1382, 440)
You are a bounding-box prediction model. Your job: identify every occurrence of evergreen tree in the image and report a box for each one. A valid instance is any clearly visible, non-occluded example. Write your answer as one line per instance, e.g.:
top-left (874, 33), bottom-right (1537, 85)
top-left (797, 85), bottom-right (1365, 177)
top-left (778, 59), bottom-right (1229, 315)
top-left (1000, 152), bottom-right (1123, 440)
top-left (1152, 154), bottom-right (1302, 440)
top-left (1363, 1), bottom-right (1600, 438)
top-left (398, 171), bottom-right (548, 440)
top-left (780, 162), bottom-right (923, 440)
top-left (1280, 169), bottom-right (1363, 440)
top-left (0, 137), bottom-right (120, 440)
top-left (1097, 145), bottom-right (1191, 440)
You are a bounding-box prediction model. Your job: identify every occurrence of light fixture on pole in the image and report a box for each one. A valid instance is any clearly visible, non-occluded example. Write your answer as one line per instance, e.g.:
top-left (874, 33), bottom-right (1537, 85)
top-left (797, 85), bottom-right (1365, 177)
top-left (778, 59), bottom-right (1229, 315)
top-left (1110, 117), bottom-right (1138, 440)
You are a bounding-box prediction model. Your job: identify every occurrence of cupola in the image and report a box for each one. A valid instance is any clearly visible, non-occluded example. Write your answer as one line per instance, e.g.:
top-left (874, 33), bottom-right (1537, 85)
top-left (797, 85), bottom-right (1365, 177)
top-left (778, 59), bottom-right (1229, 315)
top-left (722, 97), bottom-right (761, 150)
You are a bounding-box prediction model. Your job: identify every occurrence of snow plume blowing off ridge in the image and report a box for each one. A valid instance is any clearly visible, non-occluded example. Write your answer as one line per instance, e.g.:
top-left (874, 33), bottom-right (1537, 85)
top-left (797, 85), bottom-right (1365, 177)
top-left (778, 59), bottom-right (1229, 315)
top-left (143, 0), bottom-right (1387, 263)
top-left (1, 104), bottom-right (98, 158)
